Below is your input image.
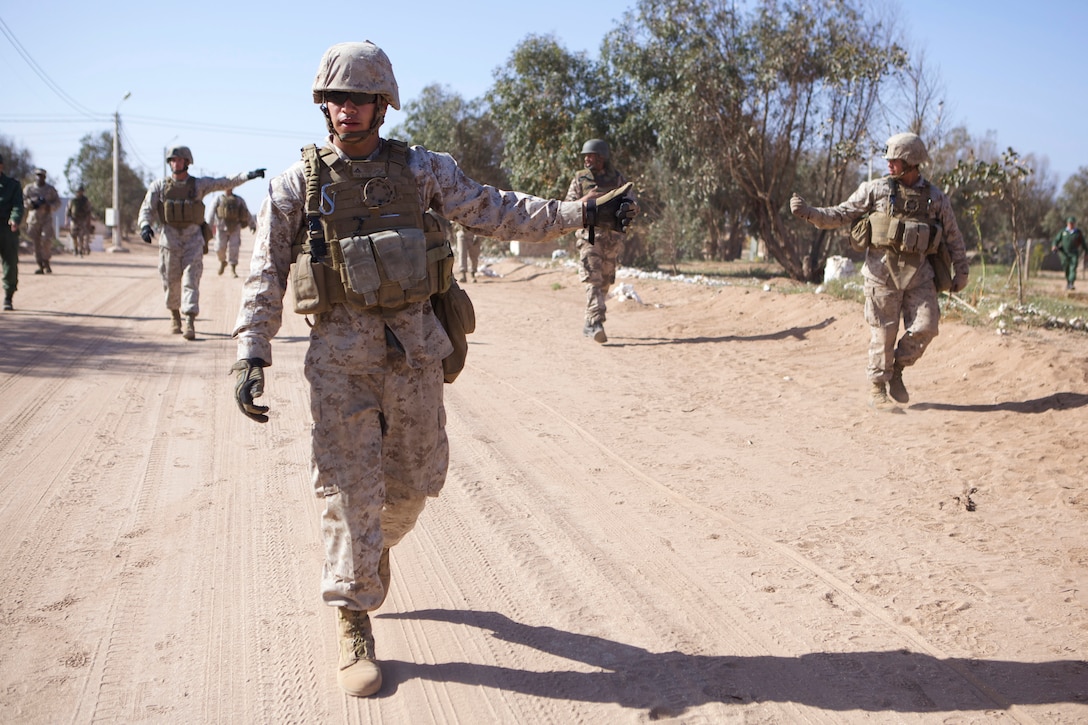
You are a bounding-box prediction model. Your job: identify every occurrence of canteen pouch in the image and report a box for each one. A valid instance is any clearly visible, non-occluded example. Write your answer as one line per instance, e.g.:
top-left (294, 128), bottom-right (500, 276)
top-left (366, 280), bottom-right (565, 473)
top-left (431, 281), bottom-right (476, 383)
top-left (291, 252), bottom-right (331, 315)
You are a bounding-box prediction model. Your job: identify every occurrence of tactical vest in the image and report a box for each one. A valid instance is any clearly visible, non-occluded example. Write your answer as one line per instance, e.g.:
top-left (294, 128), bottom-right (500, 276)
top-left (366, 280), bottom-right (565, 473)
top-left (290, 140), bottom-right (453, 314)
top-left (866, 179), bottom-right (943, 255)
top-left (160, 176), bottom-right (205, 227)
top-left (217, 195), bottom-right (245, 224)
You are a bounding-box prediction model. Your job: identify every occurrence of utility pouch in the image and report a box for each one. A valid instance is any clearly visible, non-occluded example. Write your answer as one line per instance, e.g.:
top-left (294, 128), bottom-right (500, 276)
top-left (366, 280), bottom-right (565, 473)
top-left (291, 252), bottom-right (331, 315)
top-left (339, 228), bottom-right (429, 308)
top-left (930, 240), bottom-right (953, 293)
top-left (431, 281), bottom-right (476, 383)
top-left (849, 216), bottom-right (872, 252)
top-left (162, 199), bottom-right (205, 226)
top-left (200, 221), bottom-right (214, 243)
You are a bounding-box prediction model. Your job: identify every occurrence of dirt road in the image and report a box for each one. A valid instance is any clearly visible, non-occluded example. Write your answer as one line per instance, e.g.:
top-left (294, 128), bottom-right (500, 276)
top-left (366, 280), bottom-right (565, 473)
top-left (1, 236), bottom-right (1086, 724)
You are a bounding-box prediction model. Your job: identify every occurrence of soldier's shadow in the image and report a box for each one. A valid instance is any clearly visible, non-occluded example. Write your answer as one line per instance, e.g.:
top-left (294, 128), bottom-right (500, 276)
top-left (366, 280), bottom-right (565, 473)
top-left (611, 317), bottom-right (836, 347)
top-left (376, 609), bottom-right (1086, 715)
top-left (910, 392), bottom-right (1088, 413)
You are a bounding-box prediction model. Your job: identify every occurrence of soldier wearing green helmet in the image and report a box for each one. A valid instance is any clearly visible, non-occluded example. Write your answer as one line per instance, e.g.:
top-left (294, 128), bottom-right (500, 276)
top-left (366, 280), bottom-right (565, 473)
top-left (1051, 215), bottom-right (1086, 290)
top-left (790, 132), bottom-right (969, 409)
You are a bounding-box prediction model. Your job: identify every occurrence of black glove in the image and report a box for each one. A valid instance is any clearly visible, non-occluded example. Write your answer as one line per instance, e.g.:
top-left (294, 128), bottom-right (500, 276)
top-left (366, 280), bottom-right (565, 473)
top-left (247, 168), bottom-right (266, 180)
top-left (231, 358), bottom-right (270, 423)
top-left (583, 182), bottom-right (637, 239)
top-left (140, 225), bottom-right (154, 244)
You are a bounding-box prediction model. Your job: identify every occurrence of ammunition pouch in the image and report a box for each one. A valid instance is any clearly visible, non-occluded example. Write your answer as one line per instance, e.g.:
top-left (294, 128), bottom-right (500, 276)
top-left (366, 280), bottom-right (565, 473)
top-left (290, 227), bottom-right (453, 315)
top-left (849, 216), bottom-right (872, 252)
top-left (867, 211), bottom-right (942, 255)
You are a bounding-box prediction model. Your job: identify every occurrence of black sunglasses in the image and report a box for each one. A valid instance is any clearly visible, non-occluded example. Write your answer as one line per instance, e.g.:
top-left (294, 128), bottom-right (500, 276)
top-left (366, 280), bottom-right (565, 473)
top-left (323, 91), bottom-right (378, 106)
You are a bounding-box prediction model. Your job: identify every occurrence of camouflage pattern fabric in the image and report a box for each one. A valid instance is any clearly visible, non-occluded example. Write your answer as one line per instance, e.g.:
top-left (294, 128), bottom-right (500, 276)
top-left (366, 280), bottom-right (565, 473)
top-left (566, 166), bottom-right (629, 324)
top-left (212, 195), bottom-right (253, 266)
top-left (800, 176), bottom-right (968, 384)
top-left (24, 181), bottom-right (59, 266)
top-left (139, 172), bottom-right (250, 315)
top-left (233, 137), bottom-right (582, 610)
top-left (454, 222), bottom-right (480, 276)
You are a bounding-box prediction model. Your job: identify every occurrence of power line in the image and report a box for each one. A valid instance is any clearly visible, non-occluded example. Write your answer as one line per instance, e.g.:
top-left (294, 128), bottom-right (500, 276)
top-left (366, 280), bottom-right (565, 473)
top-left (0, 16), bottom-right (104, 120)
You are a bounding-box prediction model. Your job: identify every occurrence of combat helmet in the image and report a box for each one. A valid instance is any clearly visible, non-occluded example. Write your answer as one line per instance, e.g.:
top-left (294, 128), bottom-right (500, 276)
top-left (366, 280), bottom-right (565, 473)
top-left (580, 139), bottom-right (611, 160)
top-left (883, 133), bottom-right (930, 167)
top-left (166, 146), bottom-right (194, 165)
top-left (312, 41), bottom-right (400, 110)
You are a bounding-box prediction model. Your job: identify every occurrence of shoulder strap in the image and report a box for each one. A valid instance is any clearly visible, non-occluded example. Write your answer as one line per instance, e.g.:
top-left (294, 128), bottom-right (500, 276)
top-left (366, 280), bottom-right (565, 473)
top-left (301, 143), bottom-right (328, 261)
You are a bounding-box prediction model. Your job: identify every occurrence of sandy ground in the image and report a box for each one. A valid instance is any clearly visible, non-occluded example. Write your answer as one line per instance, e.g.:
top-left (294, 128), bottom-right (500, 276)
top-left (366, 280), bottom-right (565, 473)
top-left (1, 233), bottom-right (1086, 725)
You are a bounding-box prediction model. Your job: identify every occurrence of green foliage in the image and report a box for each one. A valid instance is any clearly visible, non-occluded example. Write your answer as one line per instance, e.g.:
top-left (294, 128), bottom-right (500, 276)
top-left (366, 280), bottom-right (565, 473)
top-left (486, 34), bottom-right (606, 198)
top-left (1048, 166), bottom-right (1088, 233)
top-left (63, 131), bottom-right (147, 234)
top-left (389, 84), bottom-right (509, 189)
top-left (0, 136), bottom-right (35, 182)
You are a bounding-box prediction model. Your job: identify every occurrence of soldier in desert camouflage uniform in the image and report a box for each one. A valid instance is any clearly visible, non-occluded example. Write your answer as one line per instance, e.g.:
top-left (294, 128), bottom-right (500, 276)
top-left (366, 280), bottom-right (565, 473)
top-left (24, 169), bottom-right (59, 275)
top-left (138, 146), bottom-right (264, 339)
top-left (566, 139), bottom-right (634, 344)
top-left (791, 132), bottom-right (969, 409)
top-left (230, 41), bottom-right (636, 699)
top-left (454, 221), bottom-right (481, 282)
top-left (210, 187), bottom-right (255, 278)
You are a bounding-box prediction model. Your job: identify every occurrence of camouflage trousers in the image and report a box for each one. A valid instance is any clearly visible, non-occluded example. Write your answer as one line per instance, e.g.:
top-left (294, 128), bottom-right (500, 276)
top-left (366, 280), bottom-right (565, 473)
top-left (863, 278), bottom-right (939, 383)
top-left (578, 235), bottom-right (623, 324)
top-left (158, 239), bottom-right (204, 316)
top-left (215, 224), bottom-right (242, 266)
top-left (458, 237), bottom-right (481, 276)
top-left (308, 345), bottom-right (448, 611)
top-left (26, 215), bottom-right (53, 266)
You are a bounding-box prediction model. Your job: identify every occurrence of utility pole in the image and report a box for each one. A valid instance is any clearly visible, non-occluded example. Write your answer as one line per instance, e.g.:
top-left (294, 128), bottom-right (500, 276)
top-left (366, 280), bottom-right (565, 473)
top-left (109, 92), bottom-right (131, 253)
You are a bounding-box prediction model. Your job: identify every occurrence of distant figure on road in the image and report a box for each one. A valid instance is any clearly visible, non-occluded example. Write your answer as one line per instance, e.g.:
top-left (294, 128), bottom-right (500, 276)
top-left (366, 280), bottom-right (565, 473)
top-left (0, 155), bottom-right (25, 311)
top-left (230, 40), bottom-right (636, 699)
top-left (565, 138), bottom-right (635, 344)
top-left (1051, 216), bottom-right (1086, 291)
top-left (67, 185), bottom-right (94, 257)
top-left (138, 145), bottom-right (264, 340)
top-left (24, 168), bottom-right (59, 275)
top-left (210, 187), bottom-right (255, 278)
top-left (790, 132), bottom-right (969, 409)
top-left (454, 221), bottom-right (481, 283)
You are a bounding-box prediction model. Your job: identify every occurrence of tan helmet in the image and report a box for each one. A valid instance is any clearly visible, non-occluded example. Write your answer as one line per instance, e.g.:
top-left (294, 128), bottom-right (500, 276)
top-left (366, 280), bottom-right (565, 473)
top-left (883, 133), bottom-right (929, 166)
top-left (580, 139), bottom-right (611, 160)
top-left (35, 168), bottom-right (47, 177)
top-left (312, 41), bottom-right (400, 110)
top-left (165, 146), bottom-right (194, 165)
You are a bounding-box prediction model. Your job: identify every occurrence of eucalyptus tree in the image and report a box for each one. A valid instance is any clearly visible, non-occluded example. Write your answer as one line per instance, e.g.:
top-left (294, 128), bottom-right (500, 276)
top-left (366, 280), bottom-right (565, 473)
top-left (64, 131), bottom-right (146, 234)
top-left (391, 84), bottom-right (509, 189)
top-left (610, 0), bottom-right (907, 280)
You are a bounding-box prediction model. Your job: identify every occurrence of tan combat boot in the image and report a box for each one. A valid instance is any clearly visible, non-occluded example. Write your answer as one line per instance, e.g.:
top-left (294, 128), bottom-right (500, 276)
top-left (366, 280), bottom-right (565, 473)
top-left (170, 310), bottom-right (183, 334)
top-left (336, 607), bottom-right (382, 697)
top-left (218, 260), bottom-right (227, 275)
top-left (230, 264), bottom-right (238, 278)
top-left (183, 314), bottom-right (196, 341)
top-left (869, 381), bottom-right (891, 409)
top-left (888, 365), bottom-right (909, 404)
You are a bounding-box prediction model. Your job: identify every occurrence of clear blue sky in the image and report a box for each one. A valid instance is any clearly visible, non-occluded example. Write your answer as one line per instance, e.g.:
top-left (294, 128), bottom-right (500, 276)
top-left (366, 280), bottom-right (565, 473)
top-left (1, 1), bottom-right (1085, 215)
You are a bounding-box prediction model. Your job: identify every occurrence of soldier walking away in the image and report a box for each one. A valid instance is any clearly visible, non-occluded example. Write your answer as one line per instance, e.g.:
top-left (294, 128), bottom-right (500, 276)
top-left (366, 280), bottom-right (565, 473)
top-left (1051, 216), bottom-right (1086, 291)
top-left (454, 221), bottom-right (482, 282)
top-left (211, 187), bottom-right (255, 278)
top-left (67, 185), bottom-right (94, 257)
top-left (138, 146), bottom-right (264, 340)
top-left (230, 40), bottom-right (636, 699)
top-left (0, 155), bottom-right (24, 311)
top-left (565, 138), bottom-right (636, 344)
top-left (790, 132), bottom-right (969, 409)
top-left (24, 168), bottom-right (59, 275)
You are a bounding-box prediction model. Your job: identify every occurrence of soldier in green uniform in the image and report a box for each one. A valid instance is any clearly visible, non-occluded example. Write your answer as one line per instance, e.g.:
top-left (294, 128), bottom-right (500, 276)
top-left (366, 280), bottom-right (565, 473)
top-left (1051, 216), bottom-right (1086, 290)
top-left (0, 155), bottom-right (24, 311)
